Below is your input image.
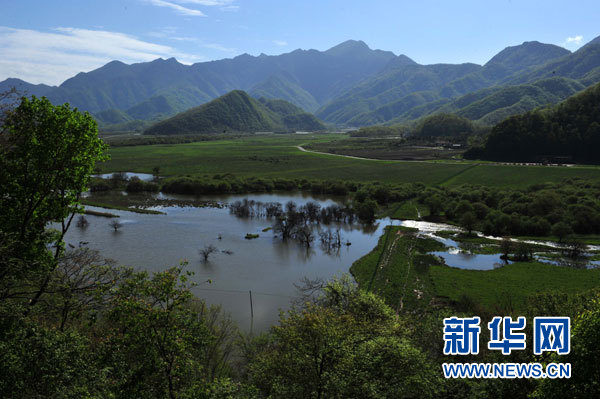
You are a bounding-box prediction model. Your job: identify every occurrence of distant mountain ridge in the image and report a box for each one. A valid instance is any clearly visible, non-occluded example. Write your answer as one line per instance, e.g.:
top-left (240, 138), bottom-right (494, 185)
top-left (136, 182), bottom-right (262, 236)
top-left (144, 90), bottom-right (326, 135)
top-left (315, 40), bottom-right (597, 126)
top-left (1, 39), bottom-right (395, 124)
top-left (2, 36), bottom-right (600, 129)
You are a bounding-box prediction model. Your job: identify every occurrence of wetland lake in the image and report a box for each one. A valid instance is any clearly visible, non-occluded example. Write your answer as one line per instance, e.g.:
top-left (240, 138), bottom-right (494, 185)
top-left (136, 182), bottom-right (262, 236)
top-left (68, 192), bottom-right (391, 331)
top-left (69, 190), bottom-right (599, 331)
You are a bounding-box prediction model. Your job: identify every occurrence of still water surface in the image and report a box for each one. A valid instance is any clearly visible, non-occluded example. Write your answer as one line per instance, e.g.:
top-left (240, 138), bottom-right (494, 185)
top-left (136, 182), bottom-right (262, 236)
top-left (66, 192), bottom-right (391, 331)
top-left (66, 191), bottom-right (599, 330)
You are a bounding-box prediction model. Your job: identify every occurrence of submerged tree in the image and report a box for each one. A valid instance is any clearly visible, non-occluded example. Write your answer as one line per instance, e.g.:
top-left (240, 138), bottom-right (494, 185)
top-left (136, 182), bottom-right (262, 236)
top-left (295, 226), bottom-right (315, 248)
top-left (273, 216), bottom-right (299, 240)
top-left (75, 215), bottom-right (89, 229)
top-left (200, 245), bottom-right (218, 261)
top-left (109, 220), bottom-right (123, 232)
top-left (320, 228), bottom-right (342, 252)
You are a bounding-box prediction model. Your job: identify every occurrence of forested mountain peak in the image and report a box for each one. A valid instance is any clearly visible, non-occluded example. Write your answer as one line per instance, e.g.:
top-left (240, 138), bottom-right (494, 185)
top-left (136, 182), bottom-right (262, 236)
top-left (144, 89), bottom-right (325, 135)
top-left (323, 39), bottom-right (395, 58)
top-left (485, 41), bottom-right (570, 70)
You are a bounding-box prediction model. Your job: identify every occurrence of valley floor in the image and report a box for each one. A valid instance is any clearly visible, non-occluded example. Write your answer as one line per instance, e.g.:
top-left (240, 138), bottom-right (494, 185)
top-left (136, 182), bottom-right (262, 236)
top-left (101, 134), bottom-right (600, 188)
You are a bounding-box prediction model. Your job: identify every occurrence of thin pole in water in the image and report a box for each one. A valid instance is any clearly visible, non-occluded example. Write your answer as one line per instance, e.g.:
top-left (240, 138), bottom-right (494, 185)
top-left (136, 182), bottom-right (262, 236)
top-left (249, 290), bottom-right (254, 334)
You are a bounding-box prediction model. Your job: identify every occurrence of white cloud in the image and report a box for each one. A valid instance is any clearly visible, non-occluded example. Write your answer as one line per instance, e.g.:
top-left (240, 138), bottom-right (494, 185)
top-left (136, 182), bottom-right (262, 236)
top-left (0, 26), bottom-right (204, 85)
top-left (176, 0), bottom-right (234, 5)
top-left (273, 40), bottom-right (288, 46)
top-left (566, 35), bottom-right (583, 44)
top-left (563, 35), bottom-right (584, 49)
top-left (143, 0), bottom-right (238, 15)
top-left (147, 26), bottom-right (234, 52)
top-left (145, 0), bottom-right (206, 16)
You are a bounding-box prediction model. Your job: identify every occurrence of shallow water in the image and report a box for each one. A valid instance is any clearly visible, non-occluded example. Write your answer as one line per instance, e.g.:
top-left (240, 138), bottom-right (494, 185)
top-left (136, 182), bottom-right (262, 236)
top-left (67, 192), bottom-right (389, 331)
top-left (68, 191), bottom-right (599, 329)
top-left (94, 172), bottom-right (155, 181)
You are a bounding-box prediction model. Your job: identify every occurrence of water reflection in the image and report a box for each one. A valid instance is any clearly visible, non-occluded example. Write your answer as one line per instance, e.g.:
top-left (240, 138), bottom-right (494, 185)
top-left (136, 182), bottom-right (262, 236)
top-left (94, 172), bottom-right (155, 181)
top-left (67, 192), bottom-right (388, 332)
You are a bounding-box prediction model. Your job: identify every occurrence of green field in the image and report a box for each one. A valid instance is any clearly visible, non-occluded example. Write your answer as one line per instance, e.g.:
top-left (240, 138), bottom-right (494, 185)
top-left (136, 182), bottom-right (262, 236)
top-left (430, 262), bottom-right (600, 311)
top-left (439, 163), bottom-right (600, 187)
top-left (100, 134), bottom-right (600, 187)
top-left (350, 226), bottom-right (445, 310)
top-left (387, 200), bottom-right (430, 219)
top-left (351, 226), bottom-right (600, 313)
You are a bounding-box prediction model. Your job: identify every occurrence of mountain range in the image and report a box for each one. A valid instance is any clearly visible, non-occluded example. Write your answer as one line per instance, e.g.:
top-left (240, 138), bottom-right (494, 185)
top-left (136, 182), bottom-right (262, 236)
top-left (1, 37), bottom-right (600, 130)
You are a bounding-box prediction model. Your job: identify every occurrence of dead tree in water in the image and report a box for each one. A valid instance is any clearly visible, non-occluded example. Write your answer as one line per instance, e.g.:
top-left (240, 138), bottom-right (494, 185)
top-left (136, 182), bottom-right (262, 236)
top-left (273, 216), bottom-right (299, 240)
top-left (76, 215), bottom-right (89, 229)
top-left (200, 245), bottom-right (218, 261)
top-left (109, 220), bottom-right (122, 232)
top-left (296, 226), bottom-right (315, 248)
top-left (319, 228), bottom-right (342, 251)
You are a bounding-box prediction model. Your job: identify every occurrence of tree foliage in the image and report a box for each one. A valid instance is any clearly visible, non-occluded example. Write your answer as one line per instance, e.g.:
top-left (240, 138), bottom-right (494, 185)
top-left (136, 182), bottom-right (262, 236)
top-left (248, 278), bottom-right (439, 399)
top-left (469, 81), bottom-right (600, 163)
top-left (0, 95), bottom-right (107, 307)
top-left (533, 297), bottom-right (600, 398)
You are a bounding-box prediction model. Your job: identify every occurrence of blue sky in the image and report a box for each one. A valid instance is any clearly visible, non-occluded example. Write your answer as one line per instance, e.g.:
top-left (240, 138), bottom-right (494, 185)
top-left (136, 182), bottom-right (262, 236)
top-left (1, 0), bottom-right (599, 85)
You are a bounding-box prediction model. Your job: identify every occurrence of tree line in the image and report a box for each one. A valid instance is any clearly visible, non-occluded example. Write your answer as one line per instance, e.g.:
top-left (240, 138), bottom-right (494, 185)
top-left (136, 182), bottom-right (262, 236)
top-left (414, 178), bottom-right (600, 238)
top-left (465, 81), bottom-right (600, 163)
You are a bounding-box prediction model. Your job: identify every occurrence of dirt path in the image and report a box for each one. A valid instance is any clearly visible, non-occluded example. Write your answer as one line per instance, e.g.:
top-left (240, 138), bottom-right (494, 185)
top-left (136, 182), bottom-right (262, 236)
top-left (295, 145), bottom-right (380, 161)
top-left (396, 235), bottom-right (416, 312)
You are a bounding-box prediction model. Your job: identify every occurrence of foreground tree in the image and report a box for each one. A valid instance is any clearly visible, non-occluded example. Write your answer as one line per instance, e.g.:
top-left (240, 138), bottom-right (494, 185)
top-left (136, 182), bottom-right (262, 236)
top-left (248, 278), bottom-right (439, 398)
top-left (103, 265), bottom-right (214, 399)
top-left (0, 95), bottom-right (107, 307)
top-left (0, 316), bottom-right (108, 398)
top-left (533, 297), bottom-right (600, 398)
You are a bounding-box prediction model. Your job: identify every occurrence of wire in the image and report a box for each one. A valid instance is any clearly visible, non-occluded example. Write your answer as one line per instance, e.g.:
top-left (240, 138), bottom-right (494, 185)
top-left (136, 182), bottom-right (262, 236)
top-left (194, 287), bottom-right (299, 299)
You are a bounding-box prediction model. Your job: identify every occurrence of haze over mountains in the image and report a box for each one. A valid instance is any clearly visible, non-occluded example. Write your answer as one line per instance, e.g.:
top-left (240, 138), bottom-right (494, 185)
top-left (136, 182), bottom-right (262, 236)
top-left (2, 36), bottom-right (600, 130)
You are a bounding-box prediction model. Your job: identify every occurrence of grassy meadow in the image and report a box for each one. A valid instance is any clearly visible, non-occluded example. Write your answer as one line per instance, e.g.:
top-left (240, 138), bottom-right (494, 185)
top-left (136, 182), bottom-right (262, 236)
top-left (429, 262), bottom-right (600, 311)
top-left (351, 226), bottom-right (600, 313)
top-left (100, 134), bottom-right (600, 188)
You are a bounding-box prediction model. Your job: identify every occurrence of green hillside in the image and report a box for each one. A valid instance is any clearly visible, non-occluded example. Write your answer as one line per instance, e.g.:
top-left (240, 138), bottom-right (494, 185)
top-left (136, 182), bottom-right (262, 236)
top-left (346, 91), bottom-right (442, 126)
top-left (467, 81), bottom-right (600, 163)
top-left (412, 113), bottom-right (477, 137)
top-left (507, 41), bottom-right (600, 85)
top-left (94, 108), bottom-right (133, 125)
top-left (316, 63), bottom-right (481, 125)
top-left (125, 95), bottom-right (179, 120)
top-left (250, 73), bottom-right (320, 112)
top-left (484, 41), bottom-right (571, 76)
top-left (443, 77), bottom-right (586, 125)
top-left (144, 90), bottom-right (325, 135)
